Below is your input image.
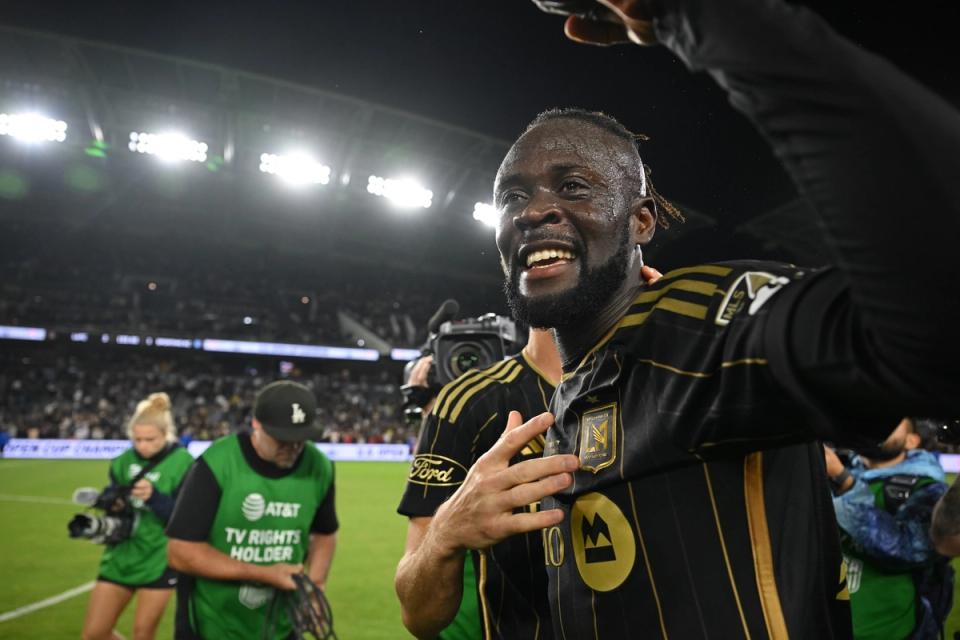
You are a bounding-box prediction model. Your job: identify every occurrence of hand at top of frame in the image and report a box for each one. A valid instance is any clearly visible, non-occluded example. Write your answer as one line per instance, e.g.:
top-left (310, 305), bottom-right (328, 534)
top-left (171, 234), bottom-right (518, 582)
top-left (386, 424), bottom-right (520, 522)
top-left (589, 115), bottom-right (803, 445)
top-left (531, 0), bottom-right (658, 46)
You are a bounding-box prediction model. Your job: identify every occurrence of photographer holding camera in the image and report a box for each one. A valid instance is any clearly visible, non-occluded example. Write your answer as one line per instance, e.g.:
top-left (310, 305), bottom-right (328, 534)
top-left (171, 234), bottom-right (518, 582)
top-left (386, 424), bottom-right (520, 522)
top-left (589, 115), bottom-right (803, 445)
top-left (77, 391), bottom-right (194, 640)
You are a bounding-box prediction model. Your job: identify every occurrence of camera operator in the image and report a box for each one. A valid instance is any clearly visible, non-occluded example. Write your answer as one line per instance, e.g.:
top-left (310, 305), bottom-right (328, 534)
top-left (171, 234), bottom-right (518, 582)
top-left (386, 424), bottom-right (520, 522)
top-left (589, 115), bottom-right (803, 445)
top-left (79, 392), bottom-right (195, 640)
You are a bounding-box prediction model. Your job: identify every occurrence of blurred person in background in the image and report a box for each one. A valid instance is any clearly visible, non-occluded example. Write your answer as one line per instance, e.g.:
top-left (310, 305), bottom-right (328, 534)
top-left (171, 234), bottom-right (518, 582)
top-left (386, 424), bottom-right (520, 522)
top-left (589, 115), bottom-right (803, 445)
top-left (81, 392), bottom-right (195, 640)
top-left (165, 380), bottom-right (337, 640)
top-left (825, 418), bottom-right (952, 639)
top-left (928, 420), bottom-right (960, 558)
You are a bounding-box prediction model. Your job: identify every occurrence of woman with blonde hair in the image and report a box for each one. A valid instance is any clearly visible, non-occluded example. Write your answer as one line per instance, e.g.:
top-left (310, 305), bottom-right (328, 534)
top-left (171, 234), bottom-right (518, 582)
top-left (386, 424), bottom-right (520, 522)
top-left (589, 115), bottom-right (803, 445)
top-left (81, 392), bottom-right (195, 640)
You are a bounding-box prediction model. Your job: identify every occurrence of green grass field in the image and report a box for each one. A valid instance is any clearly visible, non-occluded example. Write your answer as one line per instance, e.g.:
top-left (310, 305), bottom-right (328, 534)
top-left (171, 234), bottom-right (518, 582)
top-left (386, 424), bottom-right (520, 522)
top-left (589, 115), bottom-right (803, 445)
top-left (0, 459), bottom-right (411, 639)
top-left (2, 460), bottom-right (960, 639)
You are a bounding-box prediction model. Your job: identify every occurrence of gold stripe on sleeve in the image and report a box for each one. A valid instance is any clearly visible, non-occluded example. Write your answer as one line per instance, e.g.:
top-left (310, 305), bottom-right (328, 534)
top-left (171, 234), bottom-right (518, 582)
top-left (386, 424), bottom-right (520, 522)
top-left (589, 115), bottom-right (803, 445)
top-left (633, 278), bottom-right (719, 305)
top-left (437, 359), bottom-right (517, 421)
top-left (621, 297), bottom-right (709, 329)
top-left (448, 361), bottom-right (523, 423)
top-left (658, 264), bottom-right (734, 281)
top-left (744, 452), bottom-right (790, 639)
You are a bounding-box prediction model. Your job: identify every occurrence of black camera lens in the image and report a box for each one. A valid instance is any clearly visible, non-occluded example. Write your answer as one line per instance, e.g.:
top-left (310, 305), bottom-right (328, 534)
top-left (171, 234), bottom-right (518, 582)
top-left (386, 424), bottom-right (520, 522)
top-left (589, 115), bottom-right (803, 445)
top-left (455, 352), bottom-right (480, 373)
top-left (447, 343), bottom-right (490, 379)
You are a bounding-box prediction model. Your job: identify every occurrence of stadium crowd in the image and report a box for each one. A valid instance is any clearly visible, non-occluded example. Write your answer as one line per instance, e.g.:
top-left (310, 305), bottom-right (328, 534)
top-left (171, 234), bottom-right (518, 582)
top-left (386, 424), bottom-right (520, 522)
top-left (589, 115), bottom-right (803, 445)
top-left (0, 220), bottom-right (504, 349)
top-left (0, 347), bottom-right (414, 446)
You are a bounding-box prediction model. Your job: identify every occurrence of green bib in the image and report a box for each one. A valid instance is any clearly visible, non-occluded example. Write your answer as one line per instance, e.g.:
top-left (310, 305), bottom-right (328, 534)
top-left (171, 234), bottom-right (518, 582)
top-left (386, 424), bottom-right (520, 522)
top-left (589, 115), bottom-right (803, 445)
top-left (843, 476), bottom-right (935, 640)
top-left (189, 435), bottom-right (333, 640)
top-left (439, 553), bottom-right (480, 640)
top-left (98, 445), bottom-right (195, 585)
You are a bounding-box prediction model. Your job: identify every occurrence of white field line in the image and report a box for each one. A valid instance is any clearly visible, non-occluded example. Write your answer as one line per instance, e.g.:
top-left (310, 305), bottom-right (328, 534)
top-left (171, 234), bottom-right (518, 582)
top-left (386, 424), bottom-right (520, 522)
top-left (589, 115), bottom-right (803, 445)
top-left (0, 581), bottom-right (95, 623)
top-left (0, 494), bottom-right (75, 505)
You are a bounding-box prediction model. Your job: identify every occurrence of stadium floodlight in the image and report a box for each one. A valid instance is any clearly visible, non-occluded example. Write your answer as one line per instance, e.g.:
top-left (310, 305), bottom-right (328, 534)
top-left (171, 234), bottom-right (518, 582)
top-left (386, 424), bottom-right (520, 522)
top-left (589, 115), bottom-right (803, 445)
top-left (128, 131), bottom-right (208, 163)
top-left (0, 113), bottom-right (67, 143)
top-left (366, 175), bottom-right (433, 209)
top-left (259, 152), bottom-right (331, 186)
top-left (473, 202), bottom-right (499, 228)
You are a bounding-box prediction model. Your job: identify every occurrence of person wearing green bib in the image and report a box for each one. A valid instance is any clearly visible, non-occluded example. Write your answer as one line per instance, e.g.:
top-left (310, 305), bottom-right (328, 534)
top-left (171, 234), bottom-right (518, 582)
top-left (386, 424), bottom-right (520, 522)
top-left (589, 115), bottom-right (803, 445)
top-left (826, 418), bottom-right (950, 639)
top-left (81, 392), bottom-right (195, 640)
top-left (167, 380), bottom-right (337, 640)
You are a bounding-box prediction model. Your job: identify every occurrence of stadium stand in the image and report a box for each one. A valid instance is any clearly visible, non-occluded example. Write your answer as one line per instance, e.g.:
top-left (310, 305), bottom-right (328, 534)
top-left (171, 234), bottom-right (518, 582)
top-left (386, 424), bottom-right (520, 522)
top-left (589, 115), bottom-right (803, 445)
top-left (0, 343), bottom-right (413, 445)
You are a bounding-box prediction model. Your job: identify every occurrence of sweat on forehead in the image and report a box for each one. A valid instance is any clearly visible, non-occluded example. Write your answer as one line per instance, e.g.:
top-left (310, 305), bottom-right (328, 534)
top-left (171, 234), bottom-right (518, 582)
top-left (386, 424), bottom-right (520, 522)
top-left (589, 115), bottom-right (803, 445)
top-left (499, 118), bottom-right (645, 193)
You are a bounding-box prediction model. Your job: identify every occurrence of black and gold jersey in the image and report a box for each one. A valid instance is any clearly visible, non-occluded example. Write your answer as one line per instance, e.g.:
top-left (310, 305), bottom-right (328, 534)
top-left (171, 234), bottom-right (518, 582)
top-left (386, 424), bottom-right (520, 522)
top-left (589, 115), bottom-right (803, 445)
top-left (398, 351), bottom-right (557, 640)
top-left (543, 262), bottom-right (853, 639)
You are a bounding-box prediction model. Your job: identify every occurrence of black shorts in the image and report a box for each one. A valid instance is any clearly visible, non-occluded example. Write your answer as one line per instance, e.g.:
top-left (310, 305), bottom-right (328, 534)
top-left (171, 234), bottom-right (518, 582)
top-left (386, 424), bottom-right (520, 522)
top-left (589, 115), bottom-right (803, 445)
top-left (98, 566), bottom-right (178, 590)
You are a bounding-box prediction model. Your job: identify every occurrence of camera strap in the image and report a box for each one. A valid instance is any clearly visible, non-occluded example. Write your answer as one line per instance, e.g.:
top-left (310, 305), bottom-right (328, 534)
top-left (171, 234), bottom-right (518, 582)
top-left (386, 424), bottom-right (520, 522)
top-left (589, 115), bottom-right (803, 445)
top-left (129, 443), bottom-right (180, 485)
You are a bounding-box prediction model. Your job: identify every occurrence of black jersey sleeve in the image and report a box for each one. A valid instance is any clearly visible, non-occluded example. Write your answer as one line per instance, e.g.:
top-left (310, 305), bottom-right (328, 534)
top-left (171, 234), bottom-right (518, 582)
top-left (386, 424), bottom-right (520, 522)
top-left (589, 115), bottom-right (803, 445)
top-left (649, 0), bottom-right (960, 425)
top-left (144, 489), bottom-right (178, 524)
top-left (311, 469), bottom-right (338, 534)
top-left (165, 458), bottom-right (221, 542)
top-left (397, 405), bottom-right (492, 518)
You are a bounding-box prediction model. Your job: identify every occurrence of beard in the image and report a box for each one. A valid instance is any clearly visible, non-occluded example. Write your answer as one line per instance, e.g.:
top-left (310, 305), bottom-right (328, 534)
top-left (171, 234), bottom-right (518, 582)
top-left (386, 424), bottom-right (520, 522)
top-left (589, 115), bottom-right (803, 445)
top-left (504, 227), bottom-right (632, 331)
top-left (857, 438), bottom-right (906, 462)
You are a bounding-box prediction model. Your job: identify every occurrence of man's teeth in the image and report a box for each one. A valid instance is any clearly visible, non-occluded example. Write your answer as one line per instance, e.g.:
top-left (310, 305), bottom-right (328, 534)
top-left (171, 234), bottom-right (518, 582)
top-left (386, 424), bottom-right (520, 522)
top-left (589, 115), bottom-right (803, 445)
top-left (526, 249), bottom-right (575, 268)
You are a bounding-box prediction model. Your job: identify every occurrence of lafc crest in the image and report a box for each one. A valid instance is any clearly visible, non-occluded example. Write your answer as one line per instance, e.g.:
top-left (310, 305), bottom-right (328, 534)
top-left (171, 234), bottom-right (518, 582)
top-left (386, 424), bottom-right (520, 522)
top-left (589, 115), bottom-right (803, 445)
top-left (715, 271), bottom-right (791, 326)
top-left (579, 403), bottom-right (617, 473)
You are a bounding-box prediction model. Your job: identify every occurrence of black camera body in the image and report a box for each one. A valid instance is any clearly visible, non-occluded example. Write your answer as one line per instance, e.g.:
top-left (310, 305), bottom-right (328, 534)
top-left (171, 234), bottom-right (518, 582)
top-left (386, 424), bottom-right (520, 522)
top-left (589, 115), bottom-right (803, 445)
top-left (430, 314), bottom-right (520, 386)
top-left (68, 485), bottom-right (137, 545)
top-left (400, 312), bottom-right (522, 425)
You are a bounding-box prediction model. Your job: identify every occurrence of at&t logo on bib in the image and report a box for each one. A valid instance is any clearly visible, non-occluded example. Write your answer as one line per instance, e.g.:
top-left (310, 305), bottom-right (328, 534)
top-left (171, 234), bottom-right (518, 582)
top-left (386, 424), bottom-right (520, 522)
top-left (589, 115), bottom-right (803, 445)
top-left (242, 493), bottom-right (266, 521)
top-left (241, 493), bottom-right (302, 521)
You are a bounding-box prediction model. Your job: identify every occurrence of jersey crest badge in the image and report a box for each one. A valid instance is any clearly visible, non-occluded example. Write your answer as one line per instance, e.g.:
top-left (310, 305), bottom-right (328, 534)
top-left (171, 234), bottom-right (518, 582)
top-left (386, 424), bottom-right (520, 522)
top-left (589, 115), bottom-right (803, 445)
top-left (715, 271), bottom-right (791, 326)
top-left (579, 403), bottom-right (617, 473)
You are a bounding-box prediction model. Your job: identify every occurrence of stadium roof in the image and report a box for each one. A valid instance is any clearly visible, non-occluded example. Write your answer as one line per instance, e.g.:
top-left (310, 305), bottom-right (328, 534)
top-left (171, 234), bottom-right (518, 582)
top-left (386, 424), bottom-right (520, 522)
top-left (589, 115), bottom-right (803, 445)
top-left (0, 24), bottom-right (511, 217)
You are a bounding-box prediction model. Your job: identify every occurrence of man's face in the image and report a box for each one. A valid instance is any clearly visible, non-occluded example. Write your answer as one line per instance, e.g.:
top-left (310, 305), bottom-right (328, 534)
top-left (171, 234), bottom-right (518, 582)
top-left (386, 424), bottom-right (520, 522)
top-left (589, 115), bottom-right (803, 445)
top-left (252, 421), bottom-right (304, 469)
top-left (862, 418), bottom-right (914, 461)
top-left (494, 119), bottom-right (646, 329)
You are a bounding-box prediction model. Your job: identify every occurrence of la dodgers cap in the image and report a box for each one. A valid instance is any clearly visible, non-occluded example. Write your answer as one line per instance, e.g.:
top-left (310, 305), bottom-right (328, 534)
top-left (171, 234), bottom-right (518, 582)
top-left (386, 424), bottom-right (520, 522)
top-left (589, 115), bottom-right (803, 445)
top-left (253, 380), bottom-right (323, 442)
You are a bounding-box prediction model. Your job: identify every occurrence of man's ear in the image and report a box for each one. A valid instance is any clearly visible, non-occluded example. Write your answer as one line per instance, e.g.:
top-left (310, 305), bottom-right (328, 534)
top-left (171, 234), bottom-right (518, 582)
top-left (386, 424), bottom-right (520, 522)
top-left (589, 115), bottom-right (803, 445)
top-left (631, 196), bottom-right (657, 245)
top-left (906, 431), bottom-right (921, 450)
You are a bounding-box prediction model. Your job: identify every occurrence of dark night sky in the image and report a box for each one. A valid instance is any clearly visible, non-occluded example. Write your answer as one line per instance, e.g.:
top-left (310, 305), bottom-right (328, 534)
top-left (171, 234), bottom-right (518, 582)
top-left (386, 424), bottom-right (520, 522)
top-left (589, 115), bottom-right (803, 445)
top-left (1, 1), bottom-right (956, 222)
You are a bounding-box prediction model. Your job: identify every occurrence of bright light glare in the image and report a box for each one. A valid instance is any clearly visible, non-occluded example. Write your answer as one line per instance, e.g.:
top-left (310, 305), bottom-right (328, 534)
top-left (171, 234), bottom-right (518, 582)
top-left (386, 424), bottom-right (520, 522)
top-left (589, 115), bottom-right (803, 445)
top-left (367, 175), bottom-right (433, 209)
top-left (128, 131), bottom-right (208, 163)
top-left (0, 113), bottom-right (67, 143)
top-left (473, 202), bottom-right (499, 228)
top-left (259, 152), bottom-right (330, 185)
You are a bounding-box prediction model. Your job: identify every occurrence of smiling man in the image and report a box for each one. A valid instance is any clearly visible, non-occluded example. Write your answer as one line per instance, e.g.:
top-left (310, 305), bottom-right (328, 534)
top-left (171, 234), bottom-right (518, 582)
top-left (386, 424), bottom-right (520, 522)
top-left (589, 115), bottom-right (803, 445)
top-left (420, 0), bottom-right (960, 637)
